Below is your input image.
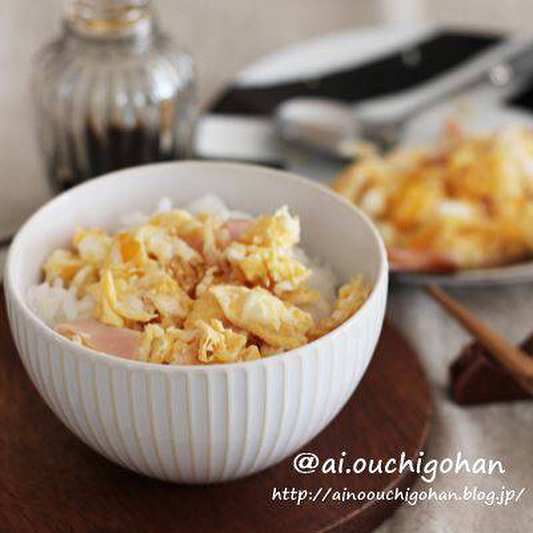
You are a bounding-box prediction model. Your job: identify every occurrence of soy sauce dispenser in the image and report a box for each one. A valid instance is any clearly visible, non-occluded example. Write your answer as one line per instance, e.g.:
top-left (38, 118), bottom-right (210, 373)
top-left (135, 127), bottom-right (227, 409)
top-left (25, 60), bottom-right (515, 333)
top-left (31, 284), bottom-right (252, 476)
top-left (33, 0), bottom-right (196, 192)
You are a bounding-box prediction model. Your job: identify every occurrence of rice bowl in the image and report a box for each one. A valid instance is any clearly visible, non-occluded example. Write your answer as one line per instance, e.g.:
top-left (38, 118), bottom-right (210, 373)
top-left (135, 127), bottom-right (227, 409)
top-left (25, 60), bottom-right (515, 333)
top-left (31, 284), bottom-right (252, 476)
top-left (4, 161), bottom-right (387, 482)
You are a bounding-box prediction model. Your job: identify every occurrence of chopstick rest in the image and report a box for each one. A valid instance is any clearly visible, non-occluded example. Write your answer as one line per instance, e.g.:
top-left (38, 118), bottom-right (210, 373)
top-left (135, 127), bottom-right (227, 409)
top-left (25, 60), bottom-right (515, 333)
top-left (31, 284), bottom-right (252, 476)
top-left (450, 336), bottom-right (533, 405)
top-left (425, 284), bottom-right (533, 403)
top-left (426, 284), bottom-right (533, 395)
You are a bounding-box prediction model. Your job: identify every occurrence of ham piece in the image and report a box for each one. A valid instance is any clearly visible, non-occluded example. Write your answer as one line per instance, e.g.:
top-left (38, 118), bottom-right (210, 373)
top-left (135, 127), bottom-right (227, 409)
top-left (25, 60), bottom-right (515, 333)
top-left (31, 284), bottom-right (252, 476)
top-left (387, 247), bottom-right (457, 273)
top-left (56, 319), bottom-right (142, 360)
top-left (223, 218), bottom-right (250, 241)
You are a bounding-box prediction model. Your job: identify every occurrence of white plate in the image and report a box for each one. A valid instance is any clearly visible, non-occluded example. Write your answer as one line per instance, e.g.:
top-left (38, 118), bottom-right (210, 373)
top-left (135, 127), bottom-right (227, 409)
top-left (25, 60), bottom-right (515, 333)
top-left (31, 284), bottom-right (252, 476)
top-left (199, 25), bottom-right (533, 286)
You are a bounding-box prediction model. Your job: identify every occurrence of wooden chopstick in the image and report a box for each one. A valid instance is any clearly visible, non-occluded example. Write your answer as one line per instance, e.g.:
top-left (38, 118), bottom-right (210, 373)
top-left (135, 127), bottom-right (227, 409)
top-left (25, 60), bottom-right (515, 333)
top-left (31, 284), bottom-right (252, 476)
top-left (425, 284), bottom-right (533, 394)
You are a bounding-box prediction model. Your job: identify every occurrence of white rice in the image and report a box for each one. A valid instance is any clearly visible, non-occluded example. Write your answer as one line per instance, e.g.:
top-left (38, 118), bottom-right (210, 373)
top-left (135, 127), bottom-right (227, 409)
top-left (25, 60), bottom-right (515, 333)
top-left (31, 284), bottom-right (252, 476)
top-left (28, 195), bottom-right (339, 326)
top-left (182, 194), bottom-right (253, 222)
top-left (27, 279), bottom-right (94, 326)
top-left (296, 249), bottom-right (338, 321)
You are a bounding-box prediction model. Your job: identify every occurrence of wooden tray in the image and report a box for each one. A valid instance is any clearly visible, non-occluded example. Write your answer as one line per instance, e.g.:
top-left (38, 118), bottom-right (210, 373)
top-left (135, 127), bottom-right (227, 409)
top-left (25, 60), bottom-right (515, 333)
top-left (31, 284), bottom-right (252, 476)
top-left (0, 290), bottom-right (432, 533)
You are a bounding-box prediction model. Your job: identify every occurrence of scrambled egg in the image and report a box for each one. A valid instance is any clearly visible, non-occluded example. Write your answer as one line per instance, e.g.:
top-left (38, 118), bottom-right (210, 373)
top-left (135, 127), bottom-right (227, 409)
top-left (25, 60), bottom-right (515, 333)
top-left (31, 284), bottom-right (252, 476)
top-left (43, 204), bottom-right (369, 364)
top-left (332, 126), bottom-right (533, 270)
top-left (211, 285), bottom-right (314, 350)
top-left (225, 206), bottom-right (310, 294)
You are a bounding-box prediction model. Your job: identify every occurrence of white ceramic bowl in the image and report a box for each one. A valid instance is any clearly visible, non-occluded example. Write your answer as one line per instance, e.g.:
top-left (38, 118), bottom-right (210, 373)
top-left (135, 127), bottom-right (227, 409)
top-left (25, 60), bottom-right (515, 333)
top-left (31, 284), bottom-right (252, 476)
top-left (4, 161), bottom-right (388, 483)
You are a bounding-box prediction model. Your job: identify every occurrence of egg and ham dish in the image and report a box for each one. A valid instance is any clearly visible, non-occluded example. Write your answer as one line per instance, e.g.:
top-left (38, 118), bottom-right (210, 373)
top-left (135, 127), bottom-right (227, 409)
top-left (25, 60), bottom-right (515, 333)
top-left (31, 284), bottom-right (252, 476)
top-left (31, 197), bottom-right (369, 364)
top-left (332, 126), bottom-right (533, 272)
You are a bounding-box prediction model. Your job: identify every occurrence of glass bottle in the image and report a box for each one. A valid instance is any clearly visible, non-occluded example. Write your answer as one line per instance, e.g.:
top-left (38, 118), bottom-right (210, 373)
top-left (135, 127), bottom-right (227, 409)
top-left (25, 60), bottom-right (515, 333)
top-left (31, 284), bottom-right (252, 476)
top-left (33, 0), bottom-right (196, 192)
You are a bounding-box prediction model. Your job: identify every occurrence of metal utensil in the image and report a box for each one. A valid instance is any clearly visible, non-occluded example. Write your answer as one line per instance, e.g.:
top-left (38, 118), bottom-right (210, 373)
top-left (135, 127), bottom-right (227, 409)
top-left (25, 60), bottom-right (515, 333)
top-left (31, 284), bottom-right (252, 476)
top-left (275, 41), bottom-right (533, 159)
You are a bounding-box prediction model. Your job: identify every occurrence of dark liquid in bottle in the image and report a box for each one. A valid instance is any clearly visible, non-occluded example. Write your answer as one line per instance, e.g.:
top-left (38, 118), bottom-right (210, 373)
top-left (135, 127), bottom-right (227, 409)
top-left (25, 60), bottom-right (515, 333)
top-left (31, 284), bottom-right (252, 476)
top-left (48, 122), bottom-right (178, 192)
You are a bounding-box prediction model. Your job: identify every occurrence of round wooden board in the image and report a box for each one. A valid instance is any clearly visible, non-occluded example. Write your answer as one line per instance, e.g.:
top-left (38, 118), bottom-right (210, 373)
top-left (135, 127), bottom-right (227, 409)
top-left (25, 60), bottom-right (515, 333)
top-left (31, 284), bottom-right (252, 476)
top-left (0, 290), bottom-right (432, 533)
